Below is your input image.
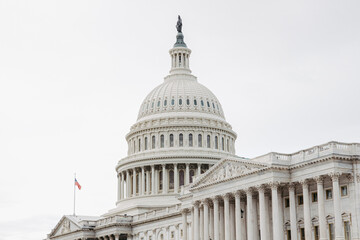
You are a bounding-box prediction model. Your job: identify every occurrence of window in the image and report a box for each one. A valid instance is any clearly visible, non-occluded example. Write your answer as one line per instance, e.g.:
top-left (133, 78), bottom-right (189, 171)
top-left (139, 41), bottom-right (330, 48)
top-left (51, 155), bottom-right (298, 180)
top-left (198, 134), bottom-right (202, 147)
top-left (159, 171), bottom-right (163, 191)
top-left (189, 134), bottom-right (193, 147)
top-left (179, 98), bottom-right (183, 105)
top-left (152, 101), bottom-right (154, 108)
top-left (284, 197), bottom-right (290, 208)
top-left (314, 226), bottom-right (319, 240)
top-left (344, 221), bottom-right (351, 240)
top-left (189, 169), bottom-right (195, 183)
top-left (341, 186), bottom-right (348, 196)
top-left (170, 134), bottom-right (174, 147)
top-left (145, 137), bottom-right (148, 150)
top-left (186, 98), bottom-right (190, 105)
top-left (136, 173), bottom-right (139, 193)
top-left (169, 170), bottom-right (174, 190)
top-left (207, 135), bottom-right (211, 148)
top-left (201, 100), bottom-right (204, 106)
top-left (138, 139), bottom-right (141, 152)
top-left (287, 230), bottom-right (291, 240)
top-left (194, 99), bottom-right (197, 106)
top-left (326, 189), bottom-right (333, 200)
top-left (171, 99), bottom-right (175, 105)
top-left (164, 99), bottom-right (167, 106)
top-left (179, 133), bottom-right (183, 147)
top-left (221, 137), bottom-right (224, 150)
top-left (298, 195), bottom-right (303, 205)
top-left (160, 135), bottom-right (164, 148)
top-left (152, 136), bottom-right (156, 149)
top-left (212, 103), bottom-right (215, 109)
top-left (312, 192), bottom-right (318, 202)
top-left (207, 101), bottom-right (210, 107)
top-left (329, 223), bottom-right (335, 240)
top-left (300, 228), bottom-right (305, 240)
top-left (179, 170), bottom-right (184, 186)
top-left (157, 100), bottom-right (160, 107)
top-left (215, 136), bottom-right (218, 149)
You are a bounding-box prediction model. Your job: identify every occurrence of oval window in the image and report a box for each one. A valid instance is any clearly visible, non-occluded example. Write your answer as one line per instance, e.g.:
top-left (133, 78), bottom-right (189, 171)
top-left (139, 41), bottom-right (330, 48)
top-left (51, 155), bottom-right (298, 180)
top-left (194, 99), bottom-right (197, 106)
top-left (201, 100), bottom-right (204, 106)
top-left (179, 98), bottom-right (183, 105)
top-left (157, 101), bottom-right (161, 107)
top-left (207, 101), bottom-right (210, 107)
top-left (164, 100), bottom-right (167, 106)
top-left (171, 99), bottom-right (175, 105)
top-left (186, 99), bottom-right (190, 105)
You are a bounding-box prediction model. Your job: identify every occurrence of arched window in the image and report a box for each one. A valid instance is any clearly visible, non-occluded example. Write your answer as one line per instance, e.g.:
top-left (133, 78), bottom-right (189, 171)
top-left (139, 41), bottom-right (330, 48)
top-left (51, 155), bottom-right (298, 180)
top-left (179, 133), bottom-right (183, 147)
top-left (198, 134), bottom-right (202, 147)
top-left (145, 137), bottom-right (148, 150)
top-left (207, 135), bottom-right (211, 148)
top-left (169, 170), bottom-right (174, 190)
top-left (189, 134), bottom-right (193, 147)
top-left (189, 170), bottom-right (195, 183)
top-left (170, 134), bottom-right (174, 147)
top-left (160, 135), bottom-right (164, 148)
top-left (215, 136), bottom-right (218, 149)
top-left (152, 136), bottom-right (156, 149)
top-left (179, 170), bottom-right (185, 186)
top-left (222, 137), bottom-right (224, 150)
top-left (138, 139), bottom-right (141, 152)
top-left (159, 170), bottom-right (163, 191)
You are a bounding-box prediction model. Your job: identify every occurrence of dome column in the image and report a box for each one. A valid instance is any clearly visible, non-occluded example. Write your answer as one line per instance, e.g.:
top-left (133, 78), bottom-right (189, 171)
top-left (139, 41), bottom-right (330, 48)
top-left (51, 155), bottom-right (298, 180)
top-left (162, 164), bottom-right (168, 194)
top-left (132, 168), bottom-right (136, 197)
top-left (146, 169), bottom-right (150, 195)
top-left (174, 164), bottom-right (179, 193)
top-left (185, 163), bottom-right (190, 185)
top-left (141, 167), bottom-right (145, 195)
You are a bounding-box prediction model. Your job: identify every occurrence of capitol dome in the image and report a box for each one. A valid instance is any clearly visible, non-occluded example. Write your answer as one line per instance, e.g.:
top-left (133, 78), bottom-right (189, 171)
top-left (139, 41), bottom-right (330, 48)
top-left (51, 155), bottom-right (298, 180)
top-left (114, 23), bottom-right (237, 215)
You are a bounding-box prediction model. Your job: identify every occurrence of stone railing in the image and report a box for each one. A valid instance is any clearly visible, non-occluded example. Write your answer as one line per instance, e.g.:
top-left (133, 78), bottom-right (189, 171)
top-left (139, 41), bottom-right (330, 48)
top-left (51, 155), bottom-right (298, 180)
top-left (252, 141), bottom-right (360, 165)
top-left (95, 215), bottom-right (132, 228)
top-left (133, 204), bottom-right (181, 222)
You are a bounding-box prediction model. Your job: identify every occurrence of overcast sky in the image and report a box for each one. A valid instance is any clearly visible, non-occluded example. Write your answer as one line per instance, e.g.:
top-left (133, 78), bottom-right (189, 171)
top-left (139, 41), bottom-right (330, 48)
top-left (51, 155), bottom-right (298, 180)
top-left (0, 1), bottom-right (359, 239)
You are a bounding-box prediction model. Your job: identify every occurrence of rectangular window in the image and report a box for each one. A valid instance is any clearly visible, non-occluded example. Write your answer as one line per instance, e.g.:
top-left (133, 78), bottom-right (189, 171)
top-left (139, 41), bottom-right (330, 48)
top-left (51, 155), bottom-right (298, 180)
top-left (287, 230), bottom-right (291, 240)
top-left (285, 197), bottom-right (290, 208)
top-left (326, 189), bottom-right (333, 200)
top-left (300, 228), bottom-right (305, 240)
top-left (298, 195), bottom-right (304, 205)
top-left (314, 226), bottom-right (319, 240)
top-left (329, 223), bottom-right (335, 240)
top-left (341, 186), bottom-right (348, 197)
top-left (312, 192), bottom-right (318, 202)
top-left (344, 221), bottom-right (351, 240)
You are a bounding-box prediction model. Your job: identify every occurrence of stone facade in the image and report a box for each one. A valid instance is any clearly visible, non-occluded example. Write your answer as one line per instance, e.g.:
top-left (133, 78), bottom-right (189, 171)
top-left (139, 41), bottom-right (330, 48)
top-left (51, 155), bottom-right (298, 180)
top-left (47, 26), bottom-right (360, 240)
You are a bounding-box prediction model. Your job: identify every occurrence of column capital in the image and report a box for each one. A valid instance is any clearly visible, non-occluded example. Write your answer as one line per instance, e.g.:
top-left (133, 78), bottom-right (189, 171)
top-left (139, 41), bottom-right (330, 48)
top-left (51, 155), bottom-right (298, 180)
top-left (300, 179), bottom-right (309, 187)
top-left (174, 163), bottom-right (178, 167)
top-left (202, 198), bottom-right (211, 206)
top-left (245, 187), bottom-right (254, 194)
top-left (288, 182), bottom-right (296, 191)
top-left (161, 164), bottom-right (166, 168)
top-left (256, 184), bottom-right (266, 193)
top-left (329, 172), bottom-right (341, 181)
top-left (192, 200), bottom-right (201, 207)
top-left (314, 176), bottom-right (324, 184)
top-left (233, 190), bottom-right (241, 199)
top-left (211, 195), bottom-right (221, 203)
top-left (346, 173), bottom-right (354, 183)
top-left (268, 181), bottom-right (281, 190)
top-left (181, 208), bottom-right (189, 214)
top-left (222, 193), bottom-right (231, 200)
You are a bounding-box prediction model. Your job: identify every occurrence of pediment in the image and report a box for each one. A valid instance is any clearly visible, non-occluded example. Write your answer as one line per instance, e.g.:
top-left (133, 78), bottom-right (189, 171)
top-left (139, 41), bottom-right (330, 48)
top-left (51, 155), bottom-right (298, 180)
top-left (191, 158), bottom-right (268, 189)
top-left (50, 216), bottom-right (82, 237)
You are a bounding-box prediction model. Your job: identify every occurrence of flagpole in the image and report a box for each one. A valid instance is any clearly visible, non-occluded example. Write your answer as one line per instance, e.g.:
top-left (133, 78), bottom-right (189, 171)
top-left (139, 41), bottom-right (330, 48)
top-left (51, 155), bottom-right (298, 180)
top-left (73, 173), bottom-right (76, 216)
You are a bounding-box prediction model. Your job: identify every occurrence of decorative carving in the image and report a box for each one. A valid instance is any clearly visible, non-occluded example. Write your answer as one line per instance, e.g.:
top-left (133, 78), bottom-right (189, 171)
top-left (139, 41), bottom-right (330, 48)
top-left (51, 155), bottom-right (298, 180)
top-left (288, 183), bottom-right (296, 191)
top-left (299, 179), bottom-right (309, 188)
top-left (314, 176), bottom-right (323, 184)
top-left (202, 161), bottom-right (261, 185)
top-left (233, 191), bottom-right (241, 199)
top-left (256, 184), bottom-right (266, 193)
top-left (268, 181), bottom-right (280, 190)
top-left (346, 173), bottom-right (354, 183)
top-left (329, 172), bottom-right (341, 181)
top-left (357, 173), bottom-right (360, 183)
top-left (60, 219), bottom-right (70, 234)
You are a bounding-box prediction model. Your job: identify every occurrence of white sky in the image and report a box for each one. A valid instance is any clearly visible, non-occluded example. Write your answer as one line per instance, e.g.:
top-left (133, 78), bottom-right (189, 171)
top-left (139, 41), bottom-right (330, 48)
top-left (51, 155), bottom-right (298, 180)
top-left (0, 1), bottom-right (359, 239)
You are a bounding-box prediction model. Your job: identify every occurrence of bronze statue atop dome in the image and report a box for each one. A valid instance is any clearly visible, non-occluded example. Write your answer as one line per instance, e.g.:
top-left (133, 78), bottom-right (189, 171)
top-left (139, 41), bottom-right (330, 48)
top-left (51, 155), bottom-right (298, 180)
top-left (176, 15), bottom-right (182, 33)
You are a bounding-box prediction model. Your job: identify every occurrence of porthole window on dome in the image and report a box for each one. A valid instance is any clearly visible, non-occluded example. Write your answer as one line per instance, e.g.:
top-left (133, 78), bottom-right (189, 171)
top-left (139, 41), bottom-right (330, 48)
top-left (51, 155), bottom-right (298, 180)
top-left (179, 98), bottom-right (183, 105)
top-left (201, 100), bottom-right (204, 107)
top-left (152, 101), bottom-right (154, 108)
top-left (194, 99), bottom-right (197, 106)
top-left (216, 103), bottom-right (219, 110)
top-left (186, 99), bottom-right (190, 106)
top-left (164, 100), bottom-right (167, 106)
top-left (207, 101), bottom-right (210, 108)
top-left (157, 100), bottom-right (161, 107)
top-left (212, 103), bottom-right (215, 109)
top-left (171, 99), bottom-right (175, 106)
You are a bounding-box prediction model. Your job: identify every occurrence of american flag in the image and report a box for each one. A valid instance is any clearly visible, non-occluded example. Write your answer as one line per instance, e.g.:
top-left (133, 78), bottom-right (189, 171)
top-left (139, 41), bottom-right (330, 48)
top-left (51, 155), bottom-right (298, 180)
top-left (75, 178), bottom-right (81, 190)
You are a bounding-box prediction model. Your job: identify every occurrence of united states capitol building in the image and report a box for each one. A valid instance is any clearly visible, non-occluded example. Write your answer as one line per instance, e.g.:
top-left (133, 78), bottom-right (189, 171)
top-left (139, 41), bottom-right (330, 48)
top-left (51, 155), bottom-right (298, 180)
top-left (47, 20), bottom-right (360, 240)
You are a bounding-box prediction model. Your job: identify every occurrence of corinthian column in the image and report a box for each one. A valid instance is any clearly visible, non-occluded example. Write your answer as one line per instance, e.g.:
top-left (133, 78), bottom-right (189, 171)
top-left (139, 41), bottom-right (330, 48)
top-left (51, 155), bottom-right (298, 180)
top-left (151, 165), bottom-right (155, 195)
top-left (330, 172), bottom-right (344, 240)
top-left (213, 197), bottom-right (220, 240)
top-left (270, 182), bottom-right (281, 240)
top-left (126, 170), bottom-right (130, 198)
top-left (194, 202), bottom-right (200, 240)
top-left (289, 184), bottom-right (297, 240)
top-left (141, 167), bottom-right (145, 195)
top-left (223, 194), bottom-right (230, 240)
top-left (185, 163), bottom-right (190, 185)
top-left (162, 164), bottom-right (167, 194)
top-left (258, 185), bottom-right (268, 240)
top-left (117, 173), bottom-right (121, 201)
top-left (182, 209), bottom-right (188, 240)
top-left (234, 191), bottom-right (241, 240)
top-left (315, 176), bottom-right (327, 240)
top-left (301, 180), bottom-right (312, 240)
top-left (203, 200), bottom-right (209, 240)
top-left (174, 164), bottom-right (179, 193)
top-left (246, 188), bottom-right (254, 240)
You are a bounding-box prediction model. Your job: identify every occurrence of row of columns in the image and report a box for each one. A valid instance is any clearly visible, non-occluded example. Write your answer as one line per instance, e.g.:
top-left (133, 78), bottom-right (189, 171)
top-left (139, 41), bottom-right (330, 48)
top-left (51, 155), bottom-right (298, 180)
top-left (117, 164), bottom-right (209, 200)
top-left (184, 172), bottom-right (348, 240)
